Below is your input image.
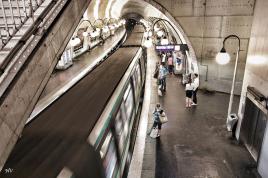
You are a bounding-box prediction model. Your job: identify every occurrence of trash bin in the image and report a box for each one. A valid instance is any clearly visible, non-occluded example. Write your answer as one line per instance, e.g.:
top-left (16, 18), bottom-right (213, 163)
top-left (226, 113), bottom-right (238, 132)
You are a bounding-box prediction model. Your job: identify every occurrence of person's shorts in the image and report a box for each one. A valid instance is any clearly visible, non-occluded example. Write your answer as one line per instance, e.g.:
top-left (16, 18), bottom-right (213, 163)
top-left (186, 90), bottom-right (193, 98)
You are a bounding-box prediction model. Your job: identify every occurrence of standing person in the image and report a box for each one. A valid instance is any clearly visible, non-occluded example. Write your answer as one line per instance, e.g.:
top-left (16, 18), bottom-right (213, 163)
top-left (185, 78), bottom-right (194, 108)
top-left (192, 73), bottom-right (199, 105)
top-left (167, 53), bottom-right (174, 74)
top-left (158, 62), bottom-right (168, 92)
top-left (151, 103), bottom-right (165, 137)
top-left (161, 53), bottom-right (166, 63)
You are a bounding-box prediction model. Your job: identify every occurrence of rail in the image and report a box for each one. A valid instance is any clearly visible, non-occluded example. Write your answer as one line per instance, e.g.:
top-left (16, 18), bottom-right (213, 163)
top-left (0, 0), bottom-right (56, 74)
top-left (0, 0), bottom-right (47, 49)
top-left (0, 0), bottom-right (70, 98)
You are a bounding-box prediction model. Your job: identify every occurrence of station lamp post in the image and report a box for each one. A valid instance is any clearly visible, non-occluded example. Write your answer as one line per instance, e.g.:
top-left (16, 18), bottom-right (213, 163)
top-left (94, 19), bottom-right (109, 42)
top-left (152, 18), bottom-right (182, 44)
top-left (216, 35), bottom-right (241, 129)
top-left (70, 19), bottom-right (95, 47)
top-left (107, 18), bottom-right (118, 35)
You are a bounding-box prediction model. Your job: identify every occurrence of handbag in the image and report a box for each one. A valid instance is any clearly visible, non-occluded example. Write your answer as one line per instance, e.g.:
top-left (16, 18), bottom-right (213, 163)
top-left (150, 127), bottom-right (158, 138)
top-left (160, 112), bottom-right (168, 124)
top-left (153, 69), bottom-right (159, 79)
top-left (157, 79), bottom-right (161, 85)
top-left (158, 87), bottom-right (162, 96)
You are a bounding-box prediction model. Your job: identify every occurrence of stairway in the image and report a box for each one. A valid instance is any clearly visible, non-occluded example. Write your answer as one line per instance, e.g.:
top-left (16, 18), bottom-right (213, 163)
top-left (0, 0), bottom-right (52, 67)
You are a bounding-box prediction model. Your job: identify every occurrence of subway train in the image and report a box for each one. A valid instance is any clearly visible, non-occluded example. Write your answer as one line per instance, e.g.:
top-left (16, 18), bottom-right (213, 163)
top-left (0, 23), bottom-right (146, 178)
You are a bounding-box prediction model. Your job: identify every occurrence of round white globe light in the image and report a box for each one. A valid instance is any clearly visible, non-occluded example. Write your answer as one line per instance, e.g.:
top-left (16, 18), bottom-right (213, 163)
top-left (157, 30), bottom-right (164, 37)
top-left (144, 32), bottom-right (149, 38)
top-left (83, 31), bottom-right (88, 37)
top-left (216, 52), bottom-right (231, 65)
top-left (154, 26), bottom-right (159, 32)
top-left (144, 38), bottom-right (152, 48)
top-left (70, 37), bottom-right (81, 46)
top-left (103, 26), bottom-right (109, 33)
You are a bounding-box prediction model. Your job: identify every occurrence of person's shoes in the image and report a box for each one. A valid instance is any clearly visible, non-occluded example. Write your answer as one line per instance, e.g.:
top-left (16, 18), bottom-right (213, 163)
top-left (191, 103), bottom-right (198, 106)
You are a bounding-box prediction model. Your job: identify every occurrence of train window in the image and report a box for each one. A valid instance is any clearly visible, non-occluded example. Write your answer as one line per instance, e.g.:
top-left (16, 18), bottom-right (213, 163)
top-left (120, 102), bottom-right (127, 123)
top-left (140, 60), bottom-right (145, 82)
top-left (115, 111), bottom-right (123, 136)
top-left (123, 84), bottom-right (134, 120)
top-left (132, 64), bottom-right (141, 100)
top-left (132, 72), bottom-right (137, 90)
top-left (123, 121), bottom-right (129, 140)
top-left (118, 131), bottom-right (126, 155)
top-left (136, 64), bottom-right (141, 88)
top-left (103, 136), bottom-right (118, 178)
top-left (100, 132), bottom-right (112, 159)
top-left (115, 109), bottom-right (126, 155)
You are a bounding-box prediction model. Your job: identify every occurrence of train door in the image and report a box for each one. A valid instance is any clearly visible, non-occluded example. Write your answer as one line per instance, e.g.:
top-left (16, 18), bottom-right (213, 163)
top-left (132, 63), bottom-right (142, 107)
top-left (99, 131), bottom-right (119, 178)
top-left (139, 54), bottom-right (146, 84)
top-left (240, 97), bottom-right (267, 161)
top-left (112, 82), bottom-right (135, 177)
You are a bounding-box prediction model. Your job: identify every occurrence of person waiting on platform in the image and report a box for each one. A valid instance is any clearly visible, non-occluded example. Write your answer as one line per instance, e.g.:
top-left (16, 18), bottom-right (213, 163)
top-left (161, 52), bottom-right (166, 63)
top-left (167, 53), bottom-right (174, 74)
top-left (150, 103), bottom-right (164, 137)
top-left (158, 62), bottom-right (169, 92)
top-left (192, 73), bottom-right (199, 105)
top-left (185, 78), bottom-right (194, 108)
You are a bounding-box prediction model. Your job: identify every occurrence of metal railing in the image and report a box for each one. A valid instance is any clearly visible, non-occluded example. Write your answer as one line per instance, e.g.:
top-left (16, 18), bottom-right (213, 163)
top-left (0, 0), bottom-right (46, 49)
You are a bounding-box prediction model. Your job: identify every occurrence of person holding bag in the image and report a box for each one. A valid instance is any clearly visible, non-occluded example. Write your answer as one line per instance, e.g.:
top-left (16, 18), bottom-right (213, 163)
top-left (185, 78), bottom-right (194, 108)
top-left (150, 103), bottom-right (167, 138)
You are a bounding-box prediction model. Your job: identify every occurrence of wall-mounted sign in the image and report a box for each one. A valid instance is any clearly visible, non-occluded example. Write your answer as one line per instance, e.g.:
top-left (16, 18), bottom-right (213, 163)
top-left (155, 44), bottom-right (189, 52)
top-left (155, 45), bottom-right (174, 52)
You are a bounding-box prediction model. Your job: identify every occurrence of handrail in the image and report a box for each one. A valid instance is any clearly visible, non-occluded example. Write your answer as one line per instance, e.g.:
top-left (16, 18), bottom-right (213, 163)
top-left (0, 0), bottom-right (10, 36)
top-left (0, 0), bottom-right (46, 49)
top-left (0, 0), bottom-right (57, 75)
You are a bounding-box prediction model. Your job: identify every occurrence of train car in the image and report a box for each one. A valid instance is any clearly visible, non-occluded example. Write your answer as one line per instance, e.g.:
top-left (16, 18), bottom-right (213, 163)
top-left (0, 24), bottom-right (146, 178)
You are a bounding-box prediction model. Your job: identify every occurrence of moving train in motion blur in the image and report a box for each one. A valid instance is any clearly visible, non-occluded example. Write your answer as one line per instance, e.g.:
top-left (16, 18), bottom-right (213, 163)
top-left (0, 20), bottom-right (146, 178)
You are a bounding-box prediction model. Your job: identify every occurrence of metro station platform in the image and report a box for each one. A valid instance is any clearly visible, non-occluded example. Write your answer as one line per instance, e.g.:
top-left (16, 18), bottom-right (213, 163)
top-left (128, 47), bottom-right (260, 178)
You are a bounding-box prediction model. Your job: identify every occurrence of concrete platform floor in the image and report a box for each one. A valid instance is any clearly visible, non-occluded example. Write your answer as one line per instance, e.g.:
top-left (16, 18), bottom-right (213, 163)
top-left (140, 51), bottom-right (260, 178)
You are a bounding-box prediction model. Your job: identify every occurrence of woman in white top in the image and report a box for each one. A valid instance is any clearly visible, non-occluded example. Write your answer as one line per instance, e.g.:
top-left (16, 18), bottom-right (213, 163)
top-left (185, 78), bottom-right (194, 108)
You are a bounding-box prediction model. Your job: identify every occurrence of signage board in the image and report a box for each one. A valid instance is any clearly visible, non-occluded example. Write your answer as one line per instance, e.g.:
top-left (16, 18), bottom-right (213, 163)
top-left (155, 45), bottom-right (174, 52)
top-left (155, 44), bottom-right (189, 52)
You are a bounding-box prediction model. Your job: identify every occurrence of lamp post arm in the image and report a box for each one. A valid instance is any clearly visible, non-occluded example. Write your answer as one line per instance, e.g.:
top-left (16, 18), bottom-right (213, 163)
top-left (223, 35), bottom-right (240, 51)
top-left (152, 18), bottom-right (182, 43)
top-left (73, 19), bottom-right (95, 36)
top-left (83, 19), bottom-right (95, 31)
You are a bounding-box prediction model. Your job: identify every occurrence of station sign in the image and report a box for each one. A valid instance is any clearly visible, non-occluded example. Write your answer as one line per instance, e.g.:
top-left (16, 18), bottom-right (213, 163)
top-left (155, 44), bottom-right (189, 52)
top-left (155, 45), bottom-right (174, 52)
